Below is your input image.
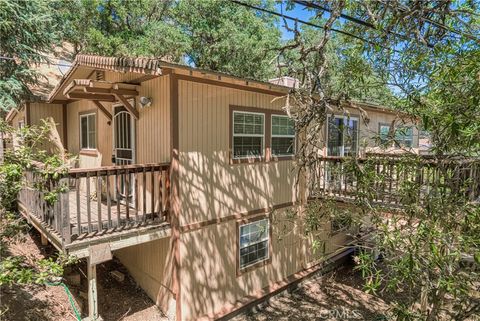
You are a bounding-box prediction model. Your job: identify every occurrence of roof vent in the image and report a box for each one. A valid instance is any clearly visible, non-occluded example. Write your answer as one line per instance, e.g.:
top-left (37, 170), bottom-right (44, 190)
top-left (268, 76), bottom-right (299, 88)
top-left (95, 70), bottom-right (105, 81)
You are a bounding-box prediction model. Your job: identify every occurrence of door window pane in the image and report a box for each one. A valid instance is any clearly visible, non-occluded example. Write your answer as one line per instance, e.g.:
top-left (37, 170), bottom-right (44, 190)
top-left (327, 116), bottom-right (359, 157)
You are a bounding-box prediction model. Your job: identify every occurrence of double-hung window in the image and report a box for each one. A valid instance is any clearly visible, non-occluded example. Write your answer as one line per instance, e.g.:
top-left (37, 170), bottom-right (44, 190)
top-left (239, 218), bottom-right (270, 269)
top-left (271, 115), bottom-right (295, 156)
top-left (80, 113), bottom-right (97, 149)
top-left (232, 111), bottom-right (264, 159)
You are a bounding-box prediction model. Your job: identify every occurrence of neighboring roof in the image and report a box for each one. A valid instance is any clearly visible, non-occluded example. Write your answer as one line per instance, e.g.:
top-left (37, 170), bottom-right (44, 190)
top-left (28, 44), bottom-right (75, 101)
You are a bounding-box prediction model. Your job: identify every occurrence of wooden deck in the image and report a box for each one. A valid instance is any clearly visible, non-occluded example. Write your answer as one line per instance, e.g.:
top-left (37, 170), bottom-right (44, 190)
top-left (18, 163), bottom-right (172, 257)
top-left (68, 189), bottom-right (166, 236)
top-left (309, 155), bottom-right (480, 206)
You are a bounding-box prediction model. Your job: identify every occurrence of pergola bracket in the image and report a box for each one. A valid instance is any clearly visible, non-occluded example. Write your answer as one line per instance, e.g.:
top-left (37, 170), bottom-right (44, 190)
top-left (92, 101), bottom-right (112, 122)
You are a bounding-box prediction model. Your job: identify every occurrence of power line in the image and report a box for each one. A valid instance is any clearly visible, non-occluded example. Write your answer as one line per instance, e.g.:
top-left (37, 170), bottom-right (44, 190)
top-left (231, 0), bottom-right (398, 52)
top-left (379, 0), bottom-right (480, 42)
top-left (293, 0), bottom-right (433, 48)
top-left (294, 0), bottom-right (479, 44)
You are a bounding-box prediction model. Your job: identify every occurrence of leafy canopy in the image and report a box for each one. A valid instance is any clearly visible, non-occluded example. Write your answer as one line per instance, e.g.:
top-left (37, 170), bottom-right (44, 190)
top-left (56, 0), bottom-right (282, 80)
top-left (0, 0), bottom-right (59, 111)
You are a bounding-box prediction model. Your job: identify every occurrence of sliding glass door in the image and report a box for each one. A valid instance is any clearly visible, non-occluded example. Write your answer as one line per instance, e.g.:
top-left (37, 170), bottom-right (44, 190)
top-left (327, 115), bottom-right (359, 157)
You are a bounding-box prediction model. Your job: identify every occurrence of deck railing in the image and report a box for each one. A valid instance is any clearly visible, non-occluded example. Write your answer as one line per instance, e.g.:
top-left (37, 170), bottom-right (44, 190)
top-left (309, 155), bottom-right (480, 206)
top-left (18, 163), bottom-right (170, 245)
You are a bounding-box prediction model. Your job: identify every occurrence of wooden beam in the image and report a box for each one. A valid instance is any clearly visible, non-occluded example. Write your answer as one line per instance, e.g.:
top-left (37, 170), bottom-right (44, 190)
top-left (67, 92), bottom-right (116, 102)
top-left (64, 224), bottom-right (171, 258)
top-left (41, 234), bottom-right (48, 246)
top-left (87, 257), bottom-right (99, 320)
top-left (62, 103), bottom-right (68, 148)
top-left (127, 74), bottom-right (159, 84)
top-left (115, 94), bottom-right (139, 120)
top-left (92, 101), bottom-right (112, 122)
top-left (84, 87), bottom-right (139, 96)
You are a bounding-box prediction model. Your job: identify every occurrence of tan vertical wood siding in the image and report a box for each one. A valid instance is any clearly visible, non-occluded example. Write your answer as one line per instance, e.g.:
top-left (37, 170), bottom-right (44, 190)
top-left (66, 100), bottom-right (112, 167)
top-left (177, 80), bottom-right (295, 227)
top-left (135, 75), bottom-right (171, 164)
top-left (180, 208), bottom-right (304, 320)
top-left (29, 103), bottom-right (65, 144)
top-left (114, 237), bottom-right (173, 308)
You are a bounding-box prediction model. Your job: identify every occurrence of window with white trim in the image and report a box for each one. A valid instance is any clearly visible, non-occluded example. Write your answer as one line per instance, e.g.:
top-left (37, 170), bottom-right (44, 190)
top-left (232, 111), bottom-right (264, 158)
top-left (379, 123), bottom-right (391, 145)
top-left (378, 124), bottom-right (413, 148)
top-left (239, 218), bottom-right (270, 269)
top-left (80, 113), bottom-right (96, 149)
top-left (327, 116), bottom-right (359, 157)
top-left (271, 115), bottom-right (295, 156)
top-left (395, 126), bottom-right (413, 147)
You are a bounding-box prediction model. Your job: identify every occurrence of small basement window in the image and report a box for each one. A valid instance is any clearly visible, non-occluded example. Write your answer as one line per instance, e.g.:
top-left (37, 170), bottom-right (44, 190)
top-left (232, 111), bottom-right (264, 158)
top-left (80, 113), bottom-right (97, 149)
top-left (271, 115), bottom-right (295, 156)
top-left (239, 218), bottom-right (270, 269)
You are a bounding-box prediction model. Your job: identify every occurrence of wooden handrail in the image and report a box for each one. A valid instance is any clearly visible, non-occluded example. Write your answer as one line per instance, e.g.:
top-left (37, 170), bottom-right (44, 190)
top-left (68, 162), bottom-right (170, 174)
top-left (309, 156), bottom-right (480, 205)
top-left (18, 162), bottom-right (171, 245)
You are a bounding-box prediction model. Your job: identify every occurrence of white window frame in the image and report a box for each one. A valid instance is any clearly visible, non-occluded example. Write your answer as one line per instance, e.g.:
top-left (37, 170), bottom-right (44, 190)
top-left (238, 218), bottom-right (270, 270)
top-left (271, 114), bottom-right (296, 156)
top-left (395, 126), bottom-right (413, 147)
top-left (326, 115), bottom-right (360, 157)
top-left (379, 123), bottom-right (391, 145)
top-left (232, 111), bottom-right (265, 159)
top-left (378, 124), bottom-right (413, 148)
top-left (79, 112), bottom-right (97, 150)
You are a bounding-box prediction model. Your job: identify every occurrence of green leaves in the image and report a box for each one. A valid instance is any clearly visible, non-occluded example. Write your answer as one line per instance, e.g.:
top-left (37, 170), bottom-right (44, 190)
top-left (0, 0), bottom-right (59, 111)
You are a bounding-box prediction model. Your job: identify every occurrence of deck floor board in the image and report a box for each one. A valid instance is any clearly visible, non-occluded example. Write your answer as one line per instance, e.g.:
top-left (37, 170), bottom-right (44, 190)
top-left (67, 189), bottom-right (165, 236)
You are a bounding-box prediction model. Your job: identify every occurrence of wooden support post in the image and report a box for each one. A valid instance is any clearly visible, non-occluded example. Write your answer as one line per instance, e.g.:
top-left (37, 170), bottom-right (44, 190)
top-left (41, 234), bottom-right (48, 246)
top-left (60, 178), bottom-right (71, 244)
top-left (87, 257), bottom-right (99, 320)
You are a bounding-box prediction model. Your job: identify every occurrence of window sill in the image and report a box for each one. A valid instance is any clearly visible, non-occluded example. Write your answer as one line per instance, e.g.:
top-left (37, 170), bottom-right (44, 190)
top-left (230, 156), bottom-right (266, 165)
top-left (237, 258), bottom-right (272, 277)
top-left (270, 155), bottom-right (295, 162)
top-left (79, 149), bottom-right (99, 157)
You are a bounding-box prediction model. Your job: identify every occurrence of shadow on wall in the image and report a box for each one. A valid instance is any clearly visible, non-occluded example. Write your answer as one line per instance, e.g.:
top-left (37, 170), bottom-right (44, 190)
top-left (177, 149), bottom-right (347, 320)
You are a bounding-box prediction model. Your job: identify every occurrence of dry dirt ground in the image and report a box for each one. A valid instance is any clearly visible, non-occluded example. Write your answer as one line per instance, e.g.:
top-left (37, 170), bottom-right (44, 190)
top-left (0, 230), bottom-right (167, 321)
top-left (231, 263), bottom-right (391, 321)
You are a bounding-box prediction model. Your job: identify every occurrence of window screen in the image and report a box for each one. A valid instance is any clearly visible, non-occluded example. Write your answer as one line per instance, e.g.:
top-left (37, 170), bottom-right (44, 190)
top-left (239, 218), bottom-right (269, 269)
top-left (80, 113), bottom-right (96, 149)
top-left (271, 115), bottom-right (295, 156)
top-left (232, 111), bottom-right (264, 158)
